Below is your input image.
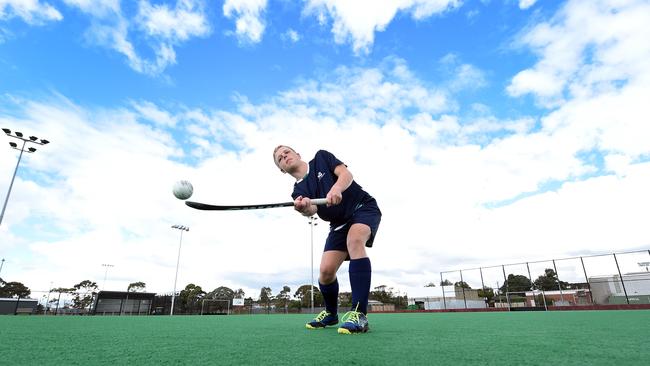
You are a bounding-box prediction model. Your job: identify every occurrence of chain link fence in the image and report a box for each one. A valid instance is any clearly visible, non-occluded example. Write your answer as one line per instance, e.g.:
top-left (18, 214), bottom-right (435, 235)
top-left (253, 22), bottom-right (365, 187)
top-left (427, 249), bottom-right (650, 310)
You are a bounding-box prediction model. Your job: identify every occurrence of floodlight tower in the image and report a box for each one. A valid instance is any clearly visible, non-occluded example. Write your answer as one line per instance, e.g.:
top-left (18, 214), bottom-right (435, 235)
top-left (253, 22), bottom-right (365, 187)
top-left (639, 262), bottom-right (650, 272)
top-left (307, 216), bottom-right (318, 314)
top-left (1, 128), bottom-right (50, 226)
top-left (102, 264), bottom-right (114, 290)
top-left (170, 225), bottom-right (189, 315)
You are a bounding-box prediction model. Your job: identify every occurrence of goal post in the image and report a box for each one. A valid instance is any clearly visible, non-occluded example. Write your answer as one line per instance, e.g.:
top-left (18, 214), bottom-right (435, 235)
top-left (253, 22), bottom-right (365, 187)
top-left (201, 299), bottom-right (230, 315)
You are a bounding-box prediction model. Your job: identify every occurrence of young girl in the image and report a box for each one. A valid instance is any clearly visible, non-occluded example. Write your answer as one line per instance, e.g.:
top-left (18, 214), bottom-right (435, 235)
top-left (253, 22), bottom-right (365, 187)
top-left (273, 146), bottom-right (381, 334)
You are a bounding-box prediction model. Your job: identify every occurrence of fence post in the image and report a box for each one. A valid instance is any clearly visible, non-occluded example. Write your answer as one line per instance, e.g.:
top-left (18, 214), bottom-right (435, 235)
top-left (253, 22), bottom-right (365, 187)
top-left (55, 292), bottom-right (61, 315)
top-left (479, 267), bottom-right (487, 308)
top-left (502, 265), bottom-right (510, 310)
top-left (613, 253), bottom-right (630, 304)
top-left (14, 296), bottom-right (21, 315)
top-left (440, 272), bottom-right (447, 310)
top-left (580, 257), bottom-right (594, 305)
top-left (460, 270), bottom-right (467, 309)
top-left (526, 262), bottom-right (534, 307)
top-left (552, 260), bottom-right (565, 304)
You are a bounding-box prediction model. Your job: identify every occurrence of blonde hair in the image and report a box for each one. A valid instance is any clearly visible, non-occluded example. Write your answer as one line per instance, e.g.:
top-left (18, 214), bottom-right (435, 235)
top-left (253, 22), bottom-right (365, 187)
top-left (273, 145), bottom-right (296, 168)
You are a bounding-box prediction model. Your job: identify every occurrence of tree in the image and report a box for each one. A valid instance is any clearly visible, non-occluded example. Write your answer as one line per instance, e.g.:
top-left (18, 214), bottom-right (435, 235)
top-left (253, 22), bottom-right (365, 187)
top-left (275, 286), bottom-right (291, 312)
top-left (440, 279), bottom-right (453, 286)
top-left (338, 292), bottom-right (352, 308)
top-left (50, 287), bottom-right (74, 313)
top-left (294, 284), bottom-right (323, 308)
top-left (234, 288), bottom-right (245, 298)
top-left (259, 287), bottom-right (272, 310)
top-left (500, 274), bottom-right (532, 293)
top-left (127, 282), bottom-right (146, 292)
top-left (244, 297), bottom-right (253, 307)
top-left (454, 281), bottom-right (471, 289)
top-left (72, 280), bottom-right (98, 311)
top-left (370, 285), bottom-right (393, 304)
top-left (179, 284), bottom-right (205, 313)
top-left (0, 281), bottom-right (31, 298)
top-left (477, 287), bottom-right (495, 303)
top-left (534, 269), bottom-right (569, 291)
top-left (424, 282), bottom-right (436, 287)
top-left (206, 286), bottom-right (234, 300)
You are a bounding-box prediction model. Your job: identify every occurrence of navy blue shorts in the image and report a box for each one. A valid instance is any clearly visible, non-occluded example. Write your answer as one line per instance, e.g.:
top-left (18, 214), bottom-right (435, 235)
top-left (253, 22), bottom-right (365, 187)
top-left (324, 199), bottom-right (381, 254)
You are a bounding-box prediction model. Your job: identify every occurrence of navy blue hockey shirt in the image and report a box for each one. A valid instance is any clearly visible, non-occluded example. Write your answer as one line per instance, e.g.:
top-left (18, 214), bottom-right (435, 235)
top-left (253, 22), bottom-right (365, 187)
top-left (292, 150), bottom-right (371, 224)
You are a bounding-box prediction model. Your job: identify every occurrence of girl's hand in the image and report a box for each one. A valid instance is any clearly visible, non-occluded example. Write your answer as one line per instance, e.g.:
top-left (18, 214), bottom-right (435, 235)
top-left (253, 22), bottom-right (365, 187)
top-left (326, 187), bottom-right (342, 206)
top-left (294, 196), bottom-right (312, 213)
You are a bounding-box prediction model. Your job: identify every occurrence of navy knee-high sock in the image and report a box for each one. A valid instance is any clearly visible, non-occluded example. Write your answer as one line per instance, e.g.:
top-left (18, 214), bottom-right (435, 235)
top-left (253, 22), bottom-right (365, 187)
top-left (319, 279), bottom-right (339, 315)
top-left (349, 257), bottom-right (372, 314)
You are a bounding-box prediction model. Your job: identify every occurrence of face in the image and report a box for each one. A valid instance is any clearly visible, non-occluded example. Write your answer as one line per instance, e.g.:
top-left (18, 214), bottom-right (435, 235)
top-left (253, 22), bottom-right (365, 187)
top-left (274, 145), bottom-right (300, 173)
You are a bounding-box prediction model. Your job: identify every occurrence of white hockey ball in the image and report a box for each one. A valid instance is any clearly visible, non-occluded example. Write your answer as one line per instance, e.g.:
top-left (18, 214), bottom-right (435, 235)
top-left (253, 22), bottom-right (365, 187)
top-left (173, 180), bottom-right (193, 200)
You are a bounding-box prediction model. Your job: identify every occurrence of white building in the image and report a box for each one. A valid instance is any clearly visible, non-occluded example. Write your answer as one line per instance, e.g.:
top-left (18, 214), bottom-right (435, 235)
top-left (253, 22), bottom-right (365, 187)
top-left (589, 272), bottom-right (650, 304)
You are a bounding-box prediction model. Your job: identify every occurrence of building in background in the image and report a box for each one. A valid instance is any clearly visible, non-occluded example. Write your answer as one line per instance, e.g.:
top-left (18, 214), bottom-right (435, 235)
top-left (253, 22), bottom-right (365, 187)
top-left (0, 297), bottom-right (38, 315)
top-left (93, 291), bottom-right (155, 315)
top-left (589, 272), bottom-right (650, 305)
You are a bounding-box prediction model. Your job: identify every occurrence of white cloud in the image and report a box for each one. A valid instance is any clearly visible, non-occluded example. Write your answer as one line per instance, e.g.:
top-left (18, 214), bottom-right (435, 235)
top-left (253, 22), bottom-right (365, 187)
top-left (303, 0), bottom-right (461, 54)
top-left (223, 0), bottom-right (267, 44)
top-left (137, 0), bottom-right (210, 42)
top-left (63, 0), bottom-right (210, 76)
top-left (282, 28), bottom-right (300, 43)
top-left (131, 101), bottom-right (178, 127)
top-left (507, 0), bottom-right (650, 107)
top-left (62, 0), bottom-right (119, 18)
top-left (0, 0), bottom-right (62, 24)
top-left (518, 0), bottom-right (537, 10)
top-left (439, 53), bottom-right (487, 91)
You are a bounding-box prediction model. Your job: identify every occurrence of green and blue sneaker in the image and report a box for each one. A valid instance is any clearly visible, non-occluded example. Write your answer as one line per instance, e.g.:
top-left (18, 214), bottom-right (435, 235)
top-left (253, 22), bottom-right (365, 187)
top-left (337, 310), bottom-right (369, 334)
top-left (306, 310), bottom-right (339, 329)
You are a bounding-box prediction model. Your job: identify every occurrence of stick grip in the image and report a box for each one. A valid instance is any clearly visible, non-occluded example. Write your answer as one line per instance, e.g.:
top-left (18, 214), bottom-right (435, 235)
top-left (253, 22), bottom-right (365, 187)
top-left (311, 198), bottom-right (327, 205)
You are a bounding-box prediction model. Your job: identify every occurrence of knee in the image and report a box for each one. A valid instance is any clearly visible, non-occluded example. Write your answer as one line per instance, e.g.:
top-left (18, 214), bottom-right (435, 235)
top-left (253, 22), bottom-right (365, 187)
top-left (347, 236), bottom-right (366, 250)
top-left (320, 265), bottom-right (337, 284)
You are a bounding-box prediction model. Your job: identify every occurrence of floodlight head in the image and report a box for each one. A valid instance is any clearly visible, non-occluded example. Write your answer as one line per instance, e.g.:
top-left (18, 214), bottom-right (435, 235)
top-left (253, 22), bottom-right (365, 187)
top-left (40, 139), bottom-right (50, 145)
top-left (28, 147), bottom-right (37, 153)
top-left (29, 136), bottom-right (38, 141)
top-left (15, 131), bottom-right (23, 137)
top-left (9, 142), bottom-right (17, 148)
top-left (1, 128), bottom-right (10, 134)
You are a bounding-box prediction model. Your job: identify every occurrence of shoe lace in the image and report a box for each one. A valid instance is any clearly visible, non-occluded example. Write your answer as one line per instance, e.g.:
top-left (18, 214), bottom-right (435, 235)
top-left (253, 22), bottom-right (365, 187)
top-left (341, 311), bottom-right (360, 324)
top-left (341, 303), bottom-right (361, 324)
top-left (313, 310), bottom-right (330, 322)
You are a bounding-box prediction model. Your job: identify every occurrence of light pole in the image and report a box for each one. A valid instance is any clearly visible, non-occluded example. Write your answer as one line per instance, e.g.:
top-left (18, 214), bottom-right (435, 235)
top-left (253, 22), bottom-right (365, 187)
top-left (102, 264), bottom-right (114, 290)
top-left (639, 262), bottom-right (650, 272)
top-left (1, 128), bottom-right (50, 226)
top-left (170, 225), bottom-right (189, 316)
top-left (44, 281), bottom-right (53, 315)
top-left (0, 258), bottom-right (5, 277)
top-left (307, 216), bottom-right (318, 314)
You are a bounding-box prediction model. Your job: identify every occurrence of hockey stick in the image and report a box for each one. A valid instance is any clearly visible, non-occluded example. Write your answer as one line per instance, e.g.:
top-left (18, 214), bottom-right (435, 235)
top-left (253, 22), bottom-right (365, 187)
top-left (185, 198), bottom-right (328, 211)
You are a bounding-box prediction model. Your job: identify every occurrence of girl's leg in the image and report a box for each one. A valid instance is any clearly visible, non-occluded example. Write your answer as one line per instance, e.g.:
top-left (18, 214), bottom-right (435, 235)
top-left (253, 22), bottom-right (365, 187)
top-left (319, 250), bottom-right (347, 314)
top-left (347, 223), bottom-right (372, 314)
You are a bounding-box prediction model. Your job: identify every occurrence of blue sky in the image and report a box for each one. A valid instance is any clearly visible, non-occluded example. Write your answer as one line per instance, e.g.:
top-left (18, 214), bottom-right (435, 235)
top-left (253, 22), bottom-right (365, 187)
top-left (1, 0), bottom-right (649, 300)
top-left (1, 0), bottom-right (542, 113)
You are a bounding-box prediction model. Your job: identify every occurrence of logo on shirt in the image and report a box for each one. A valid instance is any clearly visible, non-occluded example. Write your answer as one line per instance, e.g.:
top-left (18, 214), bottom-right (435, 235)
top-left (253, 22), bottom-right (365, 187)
top-left (317, 172), bottom-right (324, 181)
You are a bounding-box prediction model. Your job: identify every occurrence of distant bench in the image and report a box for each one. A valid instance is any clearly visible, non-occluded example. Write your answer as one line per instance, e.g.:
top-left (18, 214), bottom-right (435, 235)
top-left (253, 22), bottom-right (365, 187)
top-left (15, 308), bottom-right (34, 315)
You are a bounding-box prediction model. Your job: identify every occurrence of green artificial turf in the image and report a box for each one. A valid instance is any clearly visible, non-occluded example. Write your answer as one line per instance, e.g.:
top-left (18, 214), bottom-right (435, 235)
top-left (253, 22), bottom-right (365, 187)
top-left (1, 311), bottom-right (648, 365)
